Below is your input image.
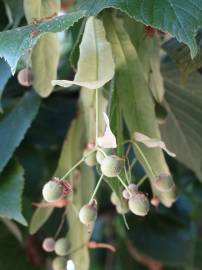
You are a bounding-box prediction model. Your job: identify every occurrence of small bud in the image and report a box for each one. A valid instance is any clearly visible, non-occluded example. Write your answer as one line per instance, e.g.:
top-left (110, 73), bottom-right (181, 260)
top-left (54, 238), bottom-right (69, 256)
top-left (155, 173), bottom-right (175, 192)
top-left (101, 155), bottom-right (124, 178)
top-left (42, 180), bottom-right (63, 202)
top-left (83, 148), bottom-right (97, 167)
top-left (128, 192), bottom-right (150, 216)
top-left (79, 200), bottom-right (97, 226)
top-left (52, 257), bottom-right (67, 270)
top-left (17, 68), bottom-right (33, 87)
top-left (42, 237), bottom-right (55, 252)
top-left (96, 148), bottom-right (114, 164)
top-left (122, 183), bottom-right (138, 199)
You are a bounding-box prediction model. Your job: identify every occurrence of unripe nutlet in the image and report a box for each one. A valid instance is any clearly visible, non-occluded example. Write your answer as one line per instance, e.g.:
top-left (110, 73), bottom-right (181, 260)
top-left (96, 148), bottom-right (114, 164)
top-left (52, 257), bottom-right (67, 270)
top-left (83, 149), bottom-right (97, 167)
top-left (42, 181), bottom-right (63, 202)
top-left (79, 200), bottom-right (97, 226)
top-left (101, 155), bottom-right (124, 178)
top-left (116, 201), bottom-right (129, 214)
top-left (155, 173), bottom-right (175, 192)
top-left (54, 238), bottom-right (69, 256)
top-left (122, 183), bottom-right (138, 199)
top-left (110, 192), bottom-right (120, 205)
top-left (42, 237), bottom-right (55, 252)
top-left (129, 193), bottom-right (150, 216)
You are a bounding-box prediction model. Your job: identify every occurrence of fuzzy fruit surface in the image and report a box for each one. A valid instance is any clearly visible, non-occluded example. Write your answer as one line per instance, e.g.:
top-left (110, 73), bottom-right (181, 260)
top-left (42, 181), bottom-right (63, 202)
top-left (52, 257), bottom-right (67, 270)
top-left (83, 148), bottom-right (97, 167)
top-left (155, 173), bottom-right (175, 192)
top-left (101, 155), bottom-right (124, 177)
top-left (96, 148), bottom-right (114, 164)
top-left (42, 237), bottom-right (55, 252)
top-left (129, 193), bottom-right (150, 216)
top-left (54, 238), bottom-right (69, 256)
top-left (79, 201), bottom-right (97, 225)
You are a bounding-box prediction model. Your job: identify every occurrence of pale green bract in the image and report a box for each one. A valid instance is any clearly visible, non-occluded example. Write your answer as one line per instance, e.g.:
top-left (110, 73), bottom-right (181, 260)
top-left (52, 16), bottom-right (115, 90)
top-left (24, 0), bottom-right (60, 97)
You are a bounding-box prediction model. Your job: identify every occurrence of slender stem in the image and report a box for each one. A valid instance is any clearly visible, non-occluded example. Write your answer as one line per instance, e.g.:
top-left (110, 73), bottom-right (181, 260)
top-left (137, 174), bottom-right (148, 187)
top-left (124, 166), bottom-right (130, 184)
top-left (95, 88), bottom-right (99, 146)
top-left (89, 174), bottom-right (104, 203)
top-left (97, 147), bottom-right (107, 158)
top-left (130, 158), bottom-right (137, 171)
top-left (54, 210), bottom-right (66, 239)
top-left (122, 214), bottom-right (130, 230)
top-left (60, 149), bottom-right (96, 180)
top-left (117, 175), bottom-right (132, 196)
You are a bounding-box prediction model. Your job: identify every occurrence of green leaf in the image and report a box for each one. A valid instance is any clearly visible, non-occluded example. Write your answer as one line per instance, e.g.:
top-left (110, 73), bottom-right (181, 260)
top-left (124, 17), bottom-right (165, 103)
top-left (0, 58), bottom-right (11, 111)
top-left (29, 206), bottom-right (54, 235)
top-left (24, 0), bottom-right (60, 97)
top-left (160, 58), bottom-right (202, 181)
top-left (75, 0), bottom-right (202, 58)
top-left (162, 33), bottom-right (202, 80)
top-left (0, 10), bottom-right (86, 74)
top-left (104, 12), bottom-right (176, 207)
top-left (52, 16), bottom-right (115, 89)
top-left (0, 159), bottom-right (27, 226)
top-left (0, 90), bottom-right (41, 172)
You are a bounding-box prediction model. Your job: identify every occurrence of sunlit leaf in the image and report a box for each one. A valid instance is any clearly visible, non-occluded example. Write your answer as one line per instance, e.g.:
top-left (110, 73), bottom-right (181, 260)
top-left (75, 0), bottom-right (202, 58)
top-left (0, 10), bottom-right (86, 74)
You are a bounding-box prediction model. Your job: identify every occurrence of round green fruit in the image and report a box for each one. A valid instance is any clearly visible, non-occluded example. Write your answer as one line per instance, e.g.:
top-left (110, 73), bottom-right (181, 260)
top-left (96, 148), bottom-right (114, 164)
top-left (101, 155), bottom-right (124, 178)
top-left (54, 238), bottom-right (69, 256)
top-left (42, 181), bottom-right (63, 202)
top-left (79, 200), bottom-right (97, 226)
top-left (83, 149), bottom-right (97, 167)
top-left (155, 173), bottom-right (175, 192)
top-left (116, 201), bottom-right (129, 214)
top-left (52, 257), bottom-right (67, 270)
top-left (128, 193), bottom-right (150, 216)
top-left (42, 237), bottom-right (55, 252)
